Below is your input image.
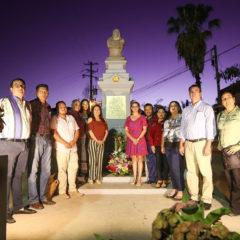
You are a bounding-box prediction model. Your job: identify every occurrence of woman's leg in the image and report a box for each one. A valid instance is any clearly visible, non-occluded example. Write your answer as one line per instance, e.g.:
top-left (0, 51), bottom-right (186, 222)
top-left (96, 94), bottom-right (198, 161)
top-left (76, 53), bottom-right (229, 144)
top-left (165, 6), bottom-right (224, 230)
top-left (131, 155), bottom-right (137, 183)
top-left (96, 143), bottom-right (104, 181)
top-left (88, 140), bottom-right (97, 181)
top-left (136, 155), bottom-right (144, 186)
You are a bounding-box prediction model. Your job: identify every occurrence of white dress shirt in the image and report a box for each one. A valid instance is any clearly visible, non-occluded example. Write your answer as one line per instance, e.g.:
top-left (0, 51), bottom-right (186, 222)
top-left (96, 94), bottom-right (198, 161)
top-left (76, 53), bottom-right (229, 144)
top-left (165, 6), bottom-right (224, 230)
top-left (180, 100), bottom-right (216, 141)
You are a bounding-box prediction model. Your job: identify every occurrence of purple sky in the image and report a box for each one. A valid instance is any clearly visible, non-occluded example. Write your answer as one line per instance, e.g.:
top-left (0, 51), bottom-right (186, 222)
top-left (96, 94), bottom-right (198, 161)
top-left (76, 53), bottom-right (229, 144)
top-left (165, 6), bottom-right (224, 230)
top-left (0, 0), bottom-right (240, 108)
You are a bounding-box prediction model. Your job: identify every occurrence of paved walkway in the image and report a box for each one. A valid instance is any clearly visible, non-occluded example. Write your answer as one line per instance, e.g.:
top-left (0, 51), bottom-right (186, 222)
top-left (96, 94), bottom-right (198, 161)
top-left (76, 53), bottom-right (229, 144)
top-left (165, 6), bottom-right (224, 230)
top-left (7, 183), bottom-right (240, 240)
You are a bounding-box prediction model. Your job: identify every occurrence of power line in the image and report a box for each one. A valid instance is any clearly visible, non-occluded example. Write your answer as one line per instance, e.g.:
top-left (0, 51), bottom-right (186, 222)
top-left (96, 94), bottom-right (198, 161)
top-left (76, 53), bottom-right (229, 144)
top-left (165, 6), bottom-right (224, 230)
top-left (132, 42), bottom-right (240, 97)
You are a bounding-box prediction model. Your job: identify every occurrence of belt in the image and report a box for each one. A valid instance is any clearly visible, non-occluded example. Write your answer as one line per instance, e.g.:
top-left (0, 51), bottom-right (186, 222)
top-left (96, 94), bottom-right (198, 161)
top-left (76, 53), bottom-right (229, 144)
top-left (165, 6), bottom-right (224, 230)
top-left (35, 133), bottom-right (51, 138)
top-left (186, 138), bottom-right (206, 143)
top-left (0, 138), bottom-right (28, 142)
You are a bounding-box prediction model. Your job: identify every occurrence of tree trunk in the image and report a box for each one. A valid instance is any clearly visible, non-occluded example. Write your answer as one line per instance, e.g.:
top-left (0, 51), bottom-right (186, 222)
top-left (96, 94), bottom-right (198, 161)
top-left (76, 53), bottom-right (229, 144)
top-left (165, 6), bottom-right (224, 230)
top-left (195, 74), bottom-right (201, 88)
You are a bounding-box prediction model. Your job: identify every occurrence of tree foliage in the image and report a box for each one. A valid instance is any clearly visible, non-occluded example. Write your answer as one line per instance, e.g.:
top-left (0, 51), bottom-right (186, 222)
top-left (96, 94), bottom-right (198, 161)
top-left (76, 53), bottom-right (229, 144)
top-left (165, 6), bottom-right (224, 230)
top-left (167, 4), bottom-right (220, 87)
top-left (220, 64), bottom-right (240, 83)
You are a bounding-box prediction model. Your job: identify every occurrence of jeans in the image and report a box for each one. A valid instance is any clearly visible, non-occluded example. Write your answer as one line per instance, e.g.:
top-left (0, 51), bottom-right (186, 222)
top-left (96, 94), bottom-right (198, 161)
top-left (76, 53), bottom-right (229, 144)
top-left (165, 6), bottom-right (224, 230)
top-left (146, 140), bottom-right (157, 182)
top-left (165, 146), bottom-right (185, 191)
top-left (28, 135), bottom-right (52, 204)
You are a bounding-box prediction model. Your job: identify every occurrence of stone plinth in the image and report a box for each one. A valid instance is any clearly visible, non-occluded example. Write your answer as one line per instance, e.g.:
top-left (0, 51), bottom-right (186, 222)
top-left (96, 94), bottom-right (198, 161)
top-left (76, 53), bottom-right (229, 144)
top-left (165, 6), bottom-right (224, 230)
top-left (98, 60), bottom-right (134, 132)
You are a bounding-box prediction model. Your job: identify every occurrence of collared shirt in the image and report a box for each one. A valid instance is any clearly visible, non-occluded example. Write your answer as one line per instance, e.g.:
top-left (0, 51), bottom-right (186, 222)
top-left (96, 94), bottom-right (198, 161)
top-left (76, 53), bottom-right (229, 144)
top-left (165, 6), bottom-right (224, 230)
top-left (30, 98), bottom-right (51, 135)
top-left (51, 114), bottom-right (79, 153)
top-left (0, 95), bottom-right (31, 139)
top-left (217, 106), bottom-right (240, 150)
top-left (180, 100), bottom-right (216, 141)
top-left (164, 114), bottom-right (182, 143)
top-left (147, 118), bottom-right (164, 146)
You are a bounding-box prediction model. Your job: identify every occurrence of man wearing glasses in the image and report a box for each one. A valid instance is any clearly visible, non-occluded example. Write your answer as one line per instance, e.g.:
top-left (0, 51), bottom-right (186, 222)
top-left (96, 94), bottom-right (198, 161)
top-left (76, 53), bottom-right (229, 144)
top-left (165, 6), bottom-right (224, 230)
top-left (0, 78), bottom-right (36, 224)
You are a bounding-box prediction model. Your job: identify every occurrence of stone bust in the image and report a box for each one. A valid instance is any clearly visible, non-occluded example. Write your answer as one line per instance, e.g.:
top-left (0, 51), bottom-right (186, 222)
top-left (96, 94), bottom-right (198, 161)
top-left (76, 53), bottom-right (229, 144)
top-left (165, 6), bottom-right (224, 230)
top-left (106, 29), bottom-right (125, 60)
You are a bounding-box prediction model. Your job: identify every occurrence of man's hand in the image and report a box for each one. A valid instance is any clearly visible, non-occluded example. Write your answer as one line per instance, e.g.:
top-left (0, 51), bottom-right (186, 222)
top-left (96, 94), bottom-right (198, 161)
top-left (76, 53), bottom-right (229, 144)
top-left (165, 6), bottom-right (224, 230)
top-left (227, 145), bottom-right (240, 155)
top-left (203, 145), bottom-right (211, 156)
top-left (64, 142), bottom-right (72, 149)
top-left (70, 140), bottom-right (76, 147)
top-left (151, 146), bottom-right (155, 154)
top-left (179, 145), bottom-right (185, 156)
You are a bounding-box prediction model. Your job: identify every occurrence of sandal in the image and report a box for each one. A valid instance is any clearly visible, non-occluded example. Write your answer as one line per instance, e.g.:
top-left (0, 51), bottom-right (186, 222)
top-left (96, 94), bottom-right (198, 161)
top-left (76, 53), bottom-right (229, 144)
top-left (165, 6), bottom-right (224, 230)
top-left (155, 180), bottom-right (163, 188)
top-left (130, 179), bottom-right (136, 185)
top-left (166, 190), bottom-right (177, 198)
top-left (173, 192), bottom-right (183, 201)
top-left (161, 181), bottom-right (167, 188)
top-left (136, 180), bottom-right (142, 187)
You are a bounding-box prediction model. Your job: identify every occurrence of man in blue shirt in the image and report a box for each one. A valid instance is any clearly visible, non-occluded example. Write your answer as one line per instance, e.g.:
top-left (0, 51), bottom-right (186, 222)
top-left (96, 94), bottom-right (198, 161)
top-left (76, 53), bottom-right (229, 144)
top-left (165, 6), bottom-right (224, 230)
top-left (179, 84), bottom-right (216, 210)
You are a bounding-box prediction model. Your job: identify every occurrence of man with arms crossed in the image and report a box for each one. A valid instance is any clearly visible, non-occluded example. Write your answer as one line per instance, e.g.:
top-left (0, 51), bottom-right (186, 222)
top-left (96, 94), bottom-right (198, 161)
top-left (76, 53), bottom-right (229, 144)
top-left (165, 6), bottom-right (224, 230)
top-left (179, 84), bottom-right (216, 210)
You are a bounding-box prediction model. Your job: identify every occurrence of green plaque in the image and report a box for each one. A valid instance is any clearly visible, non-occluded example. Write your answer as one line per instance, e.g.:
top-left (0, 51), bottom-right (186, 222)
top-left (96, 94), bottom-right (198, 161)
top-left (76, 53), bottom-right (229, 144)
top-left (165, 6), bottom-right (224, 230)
top-left (106, 96), bottom-right (126, 119)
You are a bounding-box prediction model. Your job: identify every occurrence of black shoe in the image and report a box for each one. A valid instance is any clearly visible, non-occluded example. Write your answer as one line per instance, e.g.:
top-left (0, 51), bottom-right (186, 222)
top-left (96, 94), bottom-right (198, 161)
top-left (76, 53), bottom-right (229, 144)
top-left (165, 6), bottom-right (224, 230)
top-left (6, 213), bottom-right (16, 224)
top-left (204, 203), bottom-right (212, 210)
top-left (13, 207), bottom-right (37, 214)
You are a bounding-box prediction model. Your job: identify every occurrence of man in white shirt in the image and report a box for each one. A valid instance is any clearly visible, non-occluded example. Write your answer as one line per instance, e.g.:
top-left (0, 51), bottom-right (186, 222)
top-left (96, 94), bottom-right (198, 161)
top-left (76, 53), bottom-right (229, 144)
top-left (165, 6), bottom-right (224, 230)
top-left (51, 101), bottom-right (84, 199)
top-left (179, 84), bottom-right (216, 210)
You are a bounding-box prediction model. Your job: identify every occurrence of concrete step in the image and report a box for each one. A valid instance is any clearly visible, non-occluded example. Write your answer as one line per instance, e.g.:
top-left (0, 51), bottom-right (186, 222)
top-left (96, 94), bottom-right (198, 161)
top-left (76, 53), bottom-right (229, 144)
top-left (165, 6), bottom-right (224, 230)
top-left (78, 182), bottom-right (170, 195)
top-left (102, 175), bottom-right (148, 183)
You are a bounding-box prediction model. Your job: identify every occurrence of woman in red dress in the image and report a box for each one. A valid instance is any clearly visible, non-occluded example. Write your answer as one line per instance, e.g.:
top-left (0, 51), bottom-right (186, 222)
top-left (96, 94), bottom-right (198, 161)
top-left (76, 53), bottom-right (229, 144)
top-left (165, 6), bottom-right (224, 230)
top-left (124, 102), bottom-right (148, 186)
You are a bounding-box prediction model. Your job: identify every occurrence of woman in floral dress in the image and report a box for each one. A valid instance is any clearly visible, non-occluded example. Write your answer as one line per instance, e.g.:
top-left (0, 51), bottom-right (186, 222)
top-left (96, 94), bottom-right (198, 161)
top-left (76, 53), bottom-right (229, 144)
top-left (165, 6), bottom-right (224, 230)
top-left (124, 102), bottom-right (148, 186)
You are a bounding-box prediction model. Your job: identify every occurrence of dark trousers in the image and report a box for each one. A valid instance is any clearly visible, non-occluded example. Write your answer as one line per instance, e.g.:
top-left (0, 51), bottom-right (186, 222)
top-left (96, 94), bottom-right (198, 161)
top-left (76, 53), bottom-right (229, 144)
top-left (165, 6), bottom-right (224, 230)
top-left (165, 147), bottom-right (185, 191)
top-left (146, 140), bottom-right (157, 182)
top-left (225, 168), bottom-right (240, 214)
top-left (0, 140), bottom-right (29, 213)
top-left (155, 146), bottom-right (168, 181)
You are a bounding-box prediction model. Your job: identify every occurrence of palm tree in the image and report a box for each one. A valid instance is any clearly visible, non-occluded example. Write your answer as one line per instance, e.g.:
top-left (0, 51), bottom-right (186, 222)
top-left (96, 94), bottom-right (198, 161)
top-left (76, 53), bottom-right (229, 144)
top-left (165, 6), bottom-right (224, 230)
top-left (167, 4), bottom-right (220, 87)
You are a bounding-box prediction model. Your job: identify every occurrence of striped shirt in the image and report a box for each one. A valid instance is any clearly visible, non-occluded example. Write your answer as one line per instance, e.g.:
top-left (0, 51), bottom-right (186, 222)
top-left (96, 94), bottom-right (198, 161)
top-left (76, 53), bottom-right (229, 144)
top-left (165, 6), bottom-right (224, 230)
top-left (180, 100), bottom-right (216, 141)
top-left (0, 95), bottom-right (31, 139)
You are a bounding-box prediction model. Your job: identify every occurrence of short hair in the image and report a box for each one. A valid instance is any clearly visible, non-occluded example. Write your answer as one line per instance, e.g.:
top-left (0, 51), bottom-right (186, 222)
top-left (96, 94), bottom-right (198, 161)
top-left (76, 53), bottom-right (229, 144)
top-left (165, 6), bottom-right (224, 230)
top-left (10, 78), bottom-right (26, 87)
top-left (168, 101), bottom-right (182, 114)
top-left (221, 90), bottom-right (234, 98)
top-left (71, 99), bottom-right (80, 108)
top-left (131, 101), bottom-right (141, 114)
top-left (36, 84), bottom-right (49, 91)
top-left (56, 101), bottom-right (66, 113)
top-left (144, 103), bottom-right (153, 110)
top-left (188, 84), bottom-right (201, 93)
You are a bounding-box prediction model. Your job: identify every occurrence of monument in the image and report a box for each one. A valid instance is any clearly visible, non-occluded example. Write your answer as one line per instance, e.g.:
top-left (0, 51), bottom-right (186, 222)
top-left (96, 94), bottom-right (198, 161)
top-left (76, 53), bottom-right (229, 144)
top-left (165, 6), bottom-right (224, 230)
top-left (98, 29), bottom-right (134, 132)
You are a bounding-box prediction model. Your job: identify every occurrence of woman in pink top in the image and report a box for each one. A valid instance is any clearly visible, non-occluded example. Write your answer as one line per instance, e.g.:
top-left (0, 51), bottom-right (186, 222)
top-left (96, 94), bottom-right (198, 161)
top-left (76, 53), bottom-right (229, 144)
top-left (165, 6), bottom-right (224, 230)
top-left (124, 102), bottom-right (148, 186)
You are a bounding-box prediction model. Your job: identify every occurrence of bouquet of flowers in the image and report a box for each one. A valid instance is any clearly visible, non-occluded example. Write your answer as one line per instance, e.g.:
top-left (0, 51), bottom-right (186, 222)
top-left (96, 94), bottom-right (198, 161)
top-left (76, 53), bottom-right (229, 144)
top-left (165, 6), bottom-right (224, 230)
top-left (106, 132), bottom-right (132, 175)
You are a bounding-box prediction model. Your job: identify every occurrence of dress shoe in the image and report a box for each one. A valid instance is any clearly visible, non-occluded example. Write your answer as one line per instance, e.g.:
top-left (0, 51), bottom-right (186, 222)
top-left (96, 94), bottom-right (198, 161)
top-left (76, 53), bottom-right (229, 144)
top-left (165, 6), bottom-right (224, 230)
top-left (13, 207), bottom-right (37, 214)
top-left (42, 199), bottom-right (56, 205)
top-left (204, 203), bottom-right (212, 210)
top-left (6, 213), bottom-right (16, 224)
top-left (30, 202), bottom-right (44, 209)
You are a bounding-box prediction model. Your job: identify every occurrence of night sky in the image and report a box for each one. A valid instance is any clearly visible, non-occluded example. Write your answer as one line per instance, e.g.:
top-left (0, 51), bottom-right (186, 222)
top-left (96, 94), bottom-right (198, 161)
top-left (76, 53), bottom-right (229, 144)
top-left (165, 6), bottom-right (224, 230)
top-left (1, 0), bottom-right (240, 108)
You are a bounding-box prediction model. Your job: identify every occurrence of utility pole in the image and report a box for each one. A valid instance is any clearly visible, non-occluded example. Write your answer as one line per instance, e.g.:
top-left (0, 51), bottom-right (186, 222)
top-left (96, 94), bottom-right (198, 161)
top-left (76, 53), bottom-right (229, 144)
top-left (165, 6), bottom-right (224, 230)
top-left (82, 61), bottom-right (99, 100)
top-left (211, 45), bottom-right (221, 104)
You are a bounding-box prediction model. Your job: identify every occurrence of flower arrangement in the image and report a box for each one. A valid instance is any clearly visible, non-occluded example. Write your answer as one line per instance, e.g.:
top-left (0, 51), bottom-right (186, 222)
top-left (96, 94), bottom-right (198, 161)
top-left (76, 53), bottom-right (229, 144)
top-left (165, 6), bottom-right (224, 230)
top-left (106, 132), bottom-right (132, 176)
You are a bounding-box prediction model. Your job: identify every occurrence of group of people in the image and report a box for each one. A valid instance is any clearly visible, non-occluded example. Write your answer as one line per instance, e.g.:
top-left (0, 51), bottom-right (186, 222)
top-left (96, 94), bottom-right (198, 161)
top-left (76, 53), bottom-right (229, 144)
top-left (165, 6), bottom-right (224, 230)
top-left (1, 78), bottom-right (240, 225)
top-left (0, 78), bottom-right (108, 224)
top-left (124, 84), bottom-right (240, 216)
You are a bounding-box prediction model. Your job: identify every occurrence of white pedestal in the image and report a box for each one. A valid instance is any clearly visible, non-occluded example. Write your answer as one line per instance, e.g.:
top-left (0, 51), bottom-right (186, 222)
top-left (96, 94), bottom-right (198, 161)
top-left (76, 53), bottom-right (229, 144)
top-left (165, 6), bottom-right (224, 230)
top-left (98, 60), bottom-right (134, 132)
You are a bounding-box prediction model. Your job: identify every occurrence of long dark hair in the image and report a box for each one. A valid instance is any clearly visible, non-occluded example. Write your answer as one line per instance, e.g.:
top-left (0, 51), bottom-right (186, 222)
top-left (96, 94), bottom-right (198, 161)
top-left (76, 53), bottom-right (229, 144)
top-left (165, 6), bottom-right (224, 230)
top-left (168, 101), bottom-right (182, 114)
top-left (91, 105), bottom-right (105, 122)
top-left (156, 106), bottom-right (167, 120)
top-left (80, 98), bottom-right (91, 116)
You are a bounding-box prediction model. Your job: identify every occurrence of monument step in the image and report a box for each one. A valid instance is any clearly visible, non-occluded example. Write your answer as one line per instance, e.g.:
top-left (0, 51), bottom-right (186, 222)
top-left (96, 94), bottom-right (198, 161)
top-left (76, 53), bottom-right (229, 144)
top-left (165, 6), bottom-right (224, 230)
top-left (102, 175), bottom-right (148, 183)
top-left (78, 182), bottom-right (170, 195)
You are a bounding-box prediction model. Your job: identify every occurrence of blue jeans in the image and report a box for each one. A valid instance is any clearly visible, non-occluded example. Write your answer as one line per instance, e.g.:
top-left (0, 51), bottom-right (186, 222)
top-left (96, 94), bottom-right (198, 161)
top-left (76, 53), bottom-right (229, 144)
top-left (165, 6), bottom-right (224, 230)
top-left (146, 140), bottom-right (157, 182)
top-left (28, 135), bottom-right (52, 204)
top-left (165, 147), bottom-right (185, 191)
